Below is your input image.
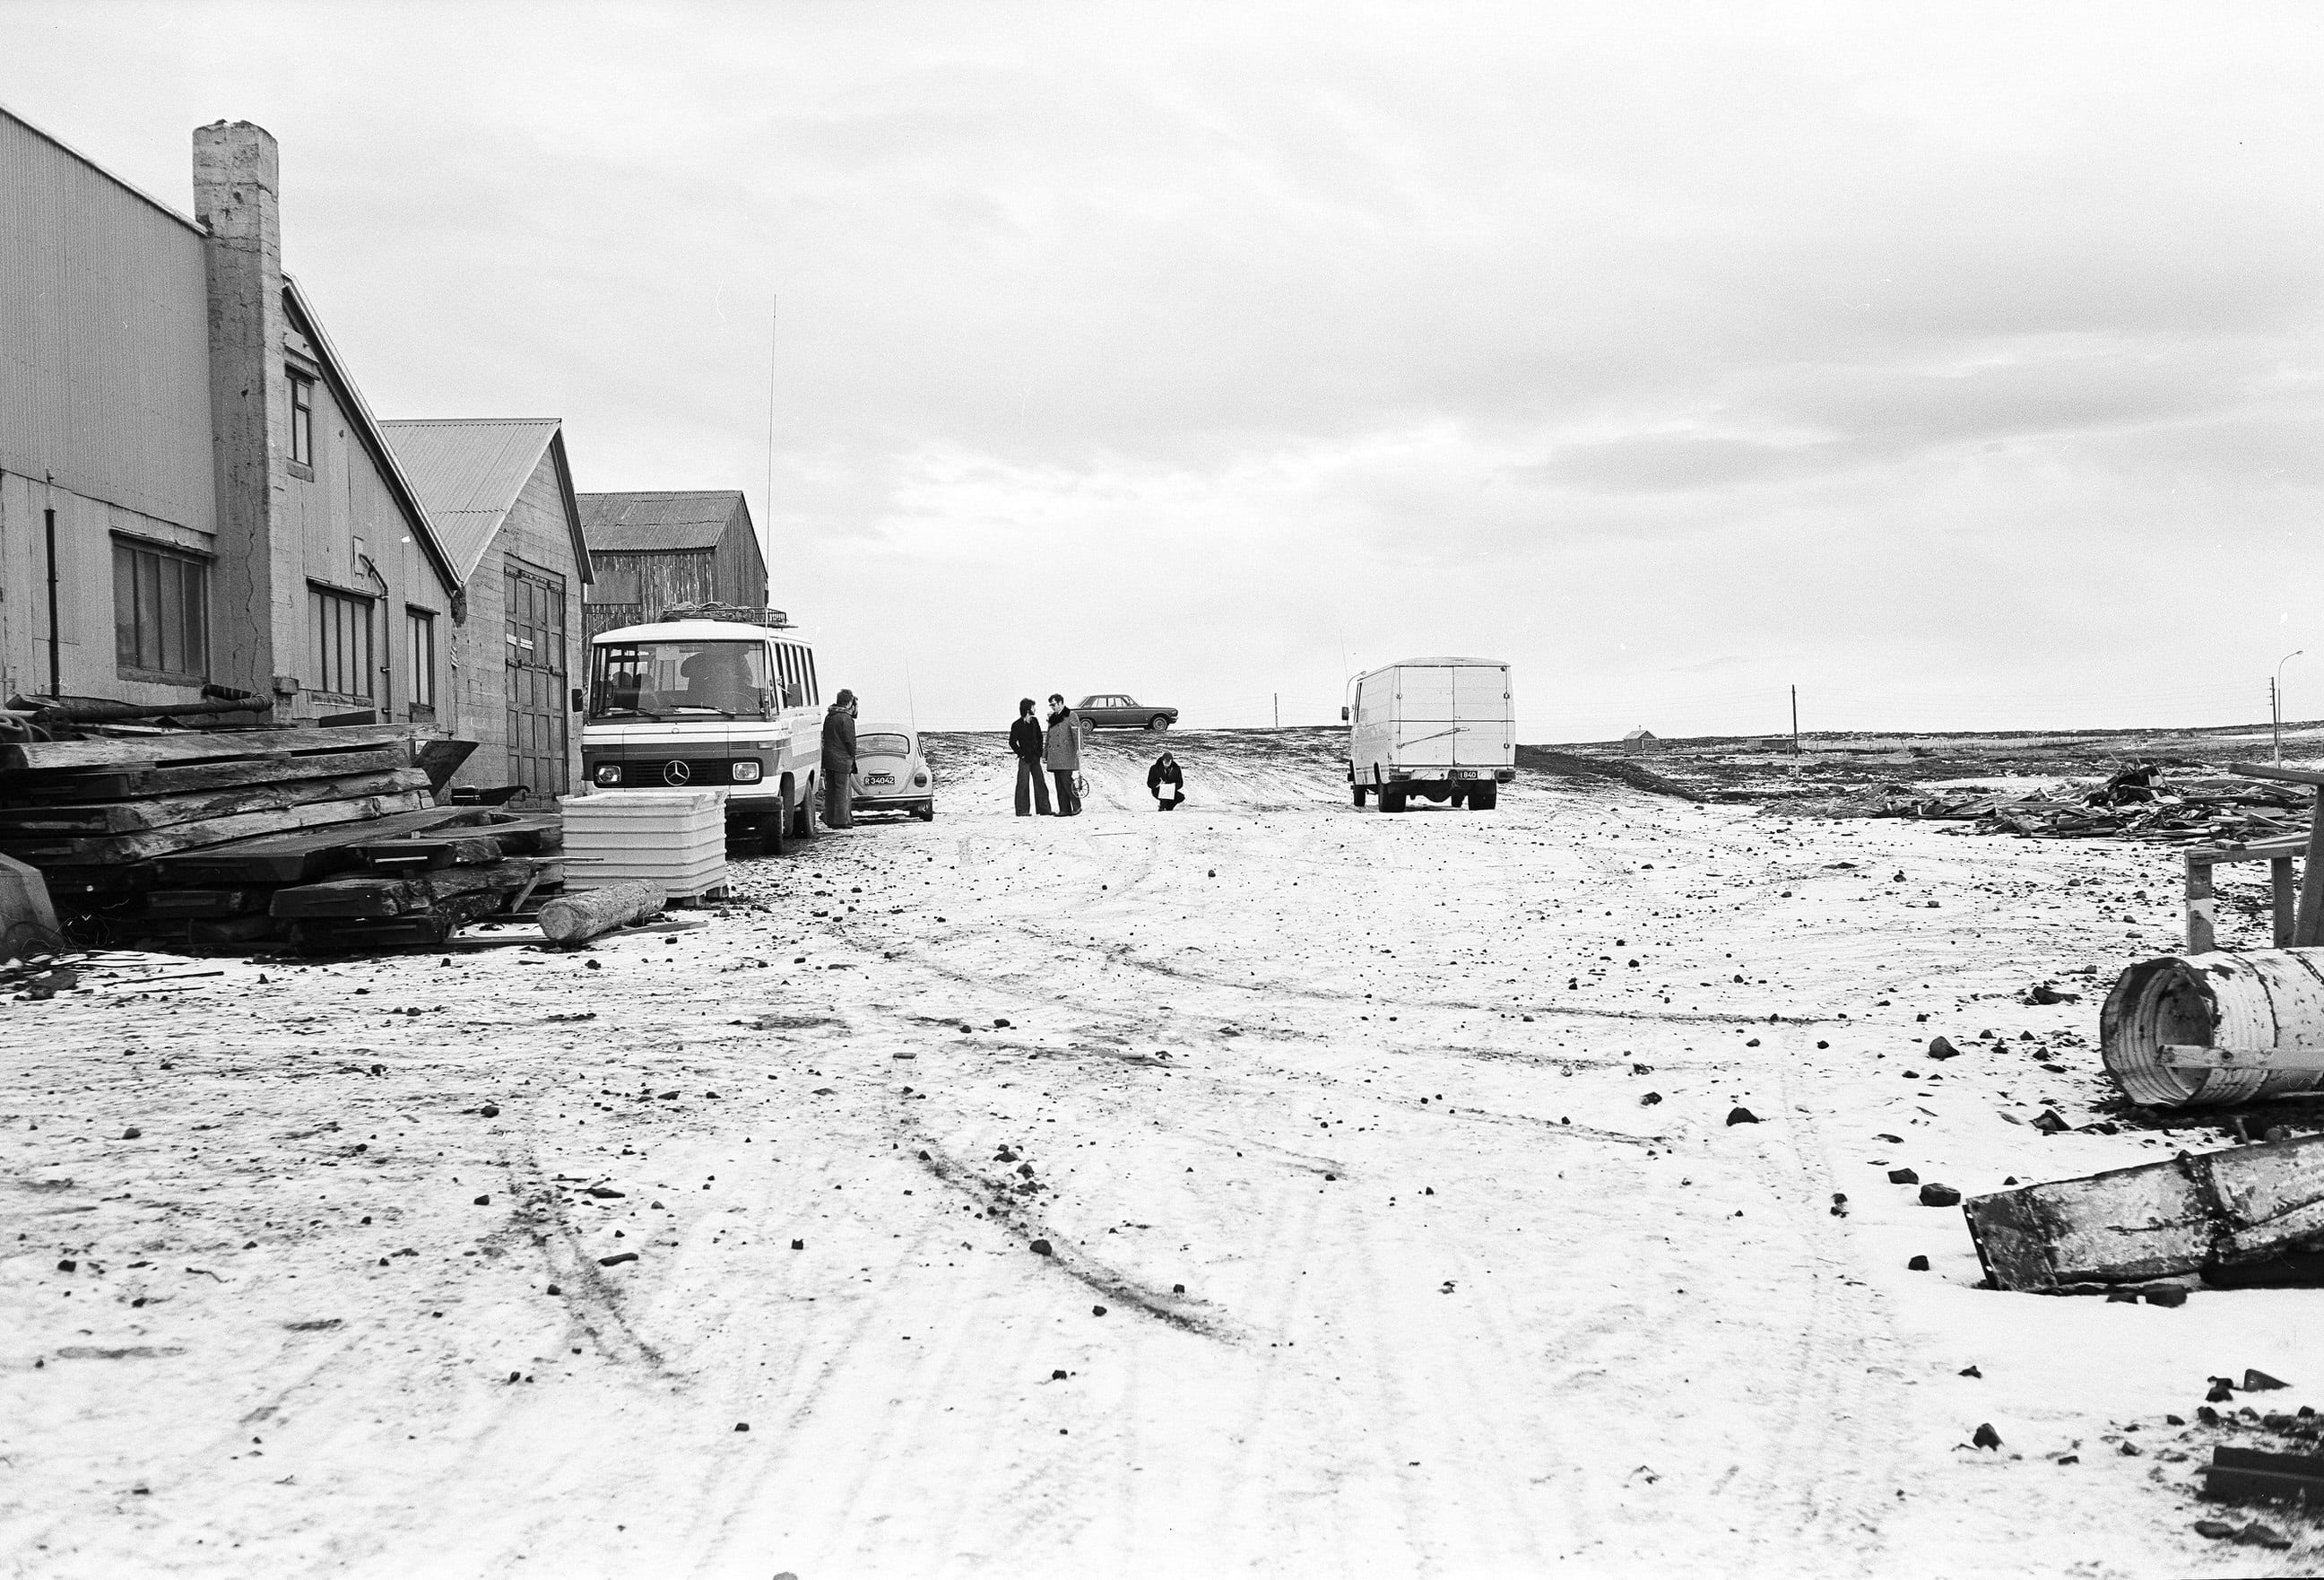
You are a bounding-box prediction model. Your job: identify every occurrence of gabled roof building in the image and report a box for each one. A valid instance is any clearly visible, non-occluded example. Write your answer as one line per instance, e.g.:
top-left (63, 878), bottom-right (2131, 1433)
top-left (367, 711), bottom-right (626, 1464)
top-left (0, 106), bottom-right (464, 731)
top-left (382, 419), bottom-right (591, 795)
top-left (577, 490), bottom-right (767, 639)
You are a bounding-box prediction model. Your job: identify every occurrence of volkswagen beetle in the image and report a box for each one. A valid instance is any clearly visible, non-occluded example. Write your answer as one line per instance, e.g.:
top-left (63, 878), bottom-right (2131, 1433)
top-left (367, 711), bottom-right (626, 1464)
top-left (847, 724), bottom-right (935, 820)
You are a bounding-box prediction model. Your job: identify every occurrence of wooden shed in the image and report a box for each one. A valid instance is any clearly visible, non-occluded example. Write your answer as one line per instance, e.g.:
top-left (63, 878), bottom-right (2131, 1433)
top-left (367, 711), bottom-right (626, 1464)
top-left (1622, 728), bottom-right (1658, 754)
top-left (381, 419), bottom-right (591, 798)
top-left (577, 490), bottom-right (767, 640)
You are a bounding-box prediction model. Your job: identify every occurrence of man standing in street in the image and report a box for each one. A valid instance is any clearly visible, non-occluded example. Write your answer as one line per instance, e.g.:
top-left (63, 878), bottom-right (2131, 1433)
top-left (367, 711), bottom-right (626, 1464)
top-left (821, 688), bottom-right (859, 829)
top-left (1010, 697), bottom-right (1053, 816)
top-left (1044, 692), bottom-right (1082, 816)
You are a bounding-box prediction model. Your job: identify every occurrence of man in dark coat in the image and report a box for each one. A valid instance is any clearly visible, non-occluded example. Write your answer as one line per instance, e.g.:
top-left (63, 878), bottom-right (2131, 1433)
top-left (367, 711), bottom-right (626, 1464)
top-left (1148, 751), bottom-right (1184, 810)
top-left (1043, 693), bottom-right (1082, 816)
top-left (821, 689), bottom-right (858, 829)
top-left (1010, 697), bottom-right (1053, 816)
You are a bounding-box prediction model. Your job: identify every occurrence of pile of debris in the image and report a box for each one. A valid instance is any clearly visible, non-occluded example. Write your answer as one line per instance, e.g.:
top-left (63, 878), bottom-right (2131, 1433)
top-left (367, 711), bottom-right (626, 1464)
top-left (1789, 766), bottom-right (2311, 843)
top-left (0, 722), bottom-right (563, 953)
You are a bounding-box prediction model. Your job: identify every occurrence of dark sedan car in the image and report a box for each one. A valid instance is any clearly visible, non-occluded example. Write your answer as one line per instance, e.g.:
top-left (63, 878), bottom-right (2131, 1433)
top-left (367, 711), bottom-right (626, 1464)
top-left (1076, 693), bottom-right (1178, 731)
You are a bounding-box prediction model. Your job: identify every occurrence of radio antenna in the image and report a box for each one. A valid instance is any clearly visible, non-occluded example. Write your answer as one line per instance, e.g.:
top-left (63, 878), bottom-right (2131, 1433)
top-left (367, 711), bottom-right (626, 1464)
top-left (763, 295), bottom-right (778, 569)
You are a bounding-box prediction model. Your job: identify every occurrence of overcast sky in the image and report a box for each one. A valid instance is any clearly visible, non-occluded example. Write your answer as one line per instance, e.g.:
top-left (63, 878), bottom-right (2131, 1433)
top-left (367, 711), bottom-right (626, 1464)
top-left (10, 2), bottom-right (2324, 738)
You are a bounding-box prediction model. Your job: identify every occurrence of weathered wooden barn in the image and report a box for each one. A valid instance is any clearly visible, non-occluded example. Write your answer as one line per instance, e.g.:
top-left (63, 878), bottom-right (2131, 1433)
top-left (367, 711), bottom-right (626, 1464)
top-left (0, 108), bottom-right (465, 729)
top-left (380, 420), bottom-right (591, 796)
top-left (577, 490), bottom-right (767, 639)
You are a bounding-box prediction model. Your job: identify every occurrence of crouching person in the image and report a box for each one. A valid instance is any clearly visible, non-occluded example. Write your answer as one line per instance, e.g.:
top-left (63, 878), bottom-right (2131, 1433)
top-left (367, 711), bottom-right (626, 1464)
top-left (1148, 751), bottom-right (1184, 810)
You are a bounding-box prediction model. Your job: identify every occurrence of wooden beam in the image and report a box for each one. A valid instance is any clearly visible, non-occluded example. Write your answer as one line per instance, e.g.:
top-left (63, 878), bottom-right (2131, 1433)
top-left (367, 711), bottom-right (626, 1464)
top-left (1964, 1133), bottom-right (2324, 1291)
top-left (2276, 857), bottom-right (2298, 947)
top-left (0, 768), bottom-right (429, 834)
top-left (2295, 792), bottom-right (2324, 947)
top-left (2230, 760), bottom-right (2324, 786)
top-left (2187, 855), bottom-right (2217, 954)
top-left (2160, 1043), bottom-right (2324, 1072)
top-left (153, 806), bottom-right (497, 885)
top-left (0, 791), bottom-right (435, 867)
top-left (0, 747), bottom-right (408, 803)
top-left (2187, 836), bottom-right (2309, 865)
top-left (0, 722), bottom-right (436, 774)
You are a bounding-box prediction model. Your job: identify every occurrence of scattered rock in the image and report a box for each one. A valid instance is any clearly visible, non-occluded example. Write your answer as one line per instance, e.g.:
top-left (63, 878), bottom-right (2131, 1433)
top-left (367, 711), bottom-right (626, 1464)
top-left (1918, 1183), bottom-right (1962, 1207)
top-left (790, 1239), bottom-right (804, 1251)
top-left (1092, 1305), bottom-right (1107, 1316)
top-left (1927, 1037), bottom-right (1960, 1060)
top-left (1888, 1168), bottom-right (1920, 1185)
top-left (480, 1105), bottom-right (499, 1118)
top-left (2030, 1110), bottom-right (2068, 1134)
top-left (1173, 1283), bottom-right (1185, 1294)
top-left (1726, 1107), bottom-right (1760, 1125)
top-left (2027, 983), bottom-right (2082, 1005)
top-left (121, 1126), bottom-right (141, 1140)
top-left (473, 1195), bottom-right (490, 1206)
top-left (2244, 1368), bottom-right (2291, 1392)
top-left (993, 1019), bottom-right (1011, 1029)
top-left (545, 1283), bottom-right (561, 1297)
top-left (2238, 1523), bottom-right (2294, 1550)
top-left (1639, 1091), bottom-right (1663, 1107)
top-left (2194, 1519), bottom-right (2240, 1541)
top-left (596, 1252), bottom-right (637, 1267)
top-left (1053, 1369), bottom-right (1068, 1380)
top-left (2207, 1378), bottom-right (2236, 1403)
top-left (2146, 1288), bottom-right (2189, 1308)
top-left (1972, 1423), bottom-right (2002, 1449)
top-left (734, 1422), bottom-right (750, 1432)
top-left (56, 1259), bottom-right (74, 1273)
top-left (1908, 1255), bottom-right (1929, 1272)
top-left (1959, 1364), bottom-right (1981, 1377)
top-left (1030, 1238), bottom-right (1054, 1256)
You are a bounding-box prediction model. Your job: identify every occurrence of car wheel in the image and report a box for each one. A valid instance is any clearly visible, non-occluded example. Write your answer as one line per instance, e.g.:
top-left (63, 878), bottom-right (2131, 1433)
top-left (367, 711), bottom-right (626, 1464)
top-left (1352, 783), bottom-right (1366, 807)
top-left (1147, 715), bottom-right (1170, 731)
top-left (1470, 785), bottom-right (1498, 811)
top-left (1381, 786), bottom-right (1407, 812)
top-left (791, 778), bottom-right (815, 840)
top-left (915, 803), bottom-right (935, 822)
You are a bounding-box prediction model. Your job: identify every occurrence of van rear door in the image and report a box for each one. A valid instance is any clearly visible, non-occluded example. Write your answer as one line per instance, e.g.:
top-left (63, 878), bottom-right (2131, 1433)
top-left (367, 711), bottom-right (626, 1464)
top-left (1391, 665), bottom-right (1457, 763)
top-left (1452, 665), bottom-right (1511, 766)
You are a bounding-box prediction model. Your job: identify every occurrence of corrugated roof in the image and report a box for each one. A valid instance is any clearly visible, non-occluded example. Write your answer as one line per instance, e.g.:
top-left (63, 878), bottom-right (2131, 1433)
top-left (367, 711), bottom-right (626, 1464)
top-left (381, 419), bottom-right (564, 579)
top-left (578, 490), bottom-right (747, 553)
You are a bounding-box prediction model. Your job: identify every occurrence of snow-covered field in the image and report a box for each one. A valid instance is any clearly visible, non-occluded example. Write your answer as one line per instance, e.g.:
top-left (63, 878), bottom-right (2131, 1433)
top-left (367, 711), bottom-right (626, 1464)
top-left (4, 728), bottom-right (2317, 1577)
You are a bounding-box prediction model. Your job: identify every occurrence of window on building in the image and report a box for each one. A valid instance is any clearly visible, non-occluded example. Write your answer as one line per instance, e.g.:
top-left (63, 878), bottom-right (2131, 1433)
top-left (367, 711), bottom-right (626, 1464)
top-left (406, 608), bottom-right (437, 716)
top-left (310, 584), bottom-right (375, 699)
top-left (112, 538), bottom-right (209, 680)
top-left (290, 371), bottom-right (315, 466)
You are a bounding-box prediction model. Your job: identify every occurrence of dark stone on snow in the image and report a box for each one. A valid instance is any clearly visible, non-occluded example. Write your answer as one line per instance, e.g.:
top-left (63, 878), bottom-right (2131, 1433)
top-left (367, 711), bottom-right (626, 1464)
top-left (1030, 1238), bottom-right (1054, 1256)
top-left (1092, 1305), bottom-right (1107, 1316)
top-left (1927, 1037), bottom-right (1960, 1060)
top-left (597, 1252), bottom-right (637, 1267)
top-left (2207, 1378), bottom-right (2235, 1403)
top-left (735, 1421), bottom-right (750, 1432)
top-left (546, 1283), bottom-right (561, 1297)
top-left (1958, 1365), bottom-right (1981, 1377)
top-left (2146, 1288), bottom-right (2189, 1308)
top-left (1918, 1183), bottom-right (1962, 1207)
top-left (122, 1127), bottom-right (141, 1140)
top-left (1888, 1168), bottom-right (1920, 1185)
top-left (473, 1195), bottom-right (490, 1206)
top-left (1972, 1422), bottom-right (2002, 1449)
top-left (790, 1239), bottom-right (804, 1250)
top-left (1908, 1255), bottom-right (1929, 1272)
top-left (480, 1105), bottom-right (499, 1118)
top-left (2244, 1368), bottom-right (2290, 1392)
top-left (1726, 1107), bottom-right (1760, 1125)
top-left (1639, 1092), bottom-right (1663, 1107)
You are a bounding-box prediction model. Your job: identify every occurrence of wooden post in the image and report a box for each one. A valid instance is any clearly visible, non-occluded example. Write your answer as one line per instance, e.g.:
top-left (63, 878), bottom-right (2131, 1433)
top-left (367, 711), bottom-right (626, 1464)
top-left (2276, 857), bottom-right (2298, 948)
top-left (2298, 791), bottom-right (2324, 948)
top-left (2187, 853), bottom-right (2217, 955)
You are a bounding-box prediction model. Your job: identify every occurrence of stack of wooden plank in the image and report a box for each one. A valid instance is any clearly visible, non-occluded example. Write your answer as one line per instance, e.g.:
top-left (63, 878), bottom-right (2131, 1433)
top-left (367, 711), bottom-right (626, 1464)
top-left (0, 723), bottom-right (564, 953)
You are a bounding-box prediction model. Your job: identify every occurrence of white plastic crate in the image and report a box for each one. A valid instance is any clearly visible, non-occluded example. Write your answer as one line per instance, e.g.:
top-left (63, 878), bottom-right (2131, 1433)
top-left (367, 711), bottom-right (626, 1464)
top-left (558, 789), bottom-right (729, 900)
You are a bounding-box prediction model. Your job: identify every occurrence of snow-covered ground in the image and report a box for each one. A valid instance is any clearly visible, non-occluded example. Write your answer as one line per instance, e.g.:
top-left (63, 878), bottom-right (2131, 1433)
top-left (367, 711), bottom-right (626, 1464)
top-left (4, 728), bottom-right (2317, 1578)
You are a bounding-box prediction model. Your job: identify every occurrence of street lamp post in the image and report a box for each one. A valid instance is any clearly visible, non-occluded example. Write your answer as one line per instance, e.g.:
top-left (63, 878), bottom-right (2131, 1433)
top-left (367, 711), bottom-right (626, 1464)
top-left (2277, 650), bottom-right (2304, 765)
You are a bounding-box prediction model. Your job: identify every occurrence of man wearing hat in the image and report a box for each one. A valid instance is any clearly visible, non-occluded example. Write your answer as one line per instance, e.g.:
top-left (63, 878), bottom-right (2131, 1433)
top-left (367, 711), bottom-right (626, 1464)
top-left (822, 689), bottom-right (859, 829)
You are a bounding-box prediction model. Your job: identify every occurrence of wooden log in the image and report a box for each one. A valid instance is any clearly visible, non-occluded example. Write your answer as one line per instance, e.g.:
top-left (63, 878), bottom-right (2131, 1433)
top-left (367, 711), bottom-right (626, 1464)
top-left (0, 747), bottom-right (408, 803)
top-left (141, 889), bottom-right (273, 919)
top-left (270, 856), bottom-right (564, 920)
top-left (353, 815), bottom-right (563, 871)
top-left (154, 807), bottom-right (494, 885)
top-left (0, 722), bottom-right (437, 773)
top-left (2277, 857), bottom-right (2298, 948)
top-left (0, 790), bottom-right (435, 867)
top-left (538, 881), bottom-right (664, 946)
top-left (0, 768), bottom-right (431, 834)
top-left (1963, 1133), bottom-right (2324, 1291)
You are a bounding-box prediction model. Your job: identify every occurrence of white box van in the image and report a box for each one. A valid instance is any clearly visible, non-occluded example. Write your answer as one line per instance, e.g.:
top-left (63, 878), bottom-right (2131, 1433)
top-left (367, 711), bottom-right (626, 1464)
top-left (1343, 657), bottom-right (1516, 812)
top-left (578, 604), bottom-right (825, 851)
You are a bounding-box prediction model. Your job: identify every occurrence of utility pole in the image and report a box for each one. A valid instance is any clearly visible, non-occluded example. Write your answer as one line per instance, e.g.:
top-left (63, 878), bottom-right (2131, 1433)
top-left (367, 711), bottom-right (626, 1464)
top-left (1790, 684), bottom-right (1799, 775)
top-left (2278, 650), bottom-right (2304, 765)
top-left (1273, 692), bottom-right (1279, 729)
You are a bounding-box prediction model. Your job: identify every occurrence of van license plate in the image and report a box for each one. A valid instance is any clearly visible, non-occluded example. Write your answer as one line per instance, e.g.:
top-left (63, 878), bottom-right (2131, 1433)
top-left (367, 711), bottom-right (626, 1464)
top-left (867, 773), bottom-right (895, 786)
top-left (1448, 768), bottom-right (1476, 779)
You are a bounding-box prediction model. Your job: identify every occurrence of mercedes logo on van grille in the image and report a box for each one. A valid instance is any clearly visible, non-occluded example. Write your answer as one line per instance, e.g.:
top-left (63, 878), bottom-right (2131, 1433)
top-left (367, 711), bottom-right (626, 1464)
top-left (662, 760), bottom-right (692, 785)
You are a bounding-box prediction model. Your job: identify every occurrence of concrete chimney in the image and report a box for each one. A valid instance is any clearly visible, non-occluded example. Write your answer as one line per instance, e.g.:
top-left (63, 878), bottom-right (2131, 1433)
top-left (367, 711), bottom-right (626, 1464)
top-left (193, 120), bottom-right (296, 702)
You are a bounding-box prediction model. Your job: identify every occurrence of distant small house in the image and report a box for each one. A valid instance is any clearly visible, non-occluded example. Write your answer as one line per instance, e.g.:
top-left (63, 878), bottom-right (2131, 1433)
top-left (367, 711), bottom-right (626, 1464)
top-left (381, 419), bottom-right (591, 797)
top-left (577, 490), bottom-right (768, 639)
top-left (1623, 728), bottom-right (1658, 754)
